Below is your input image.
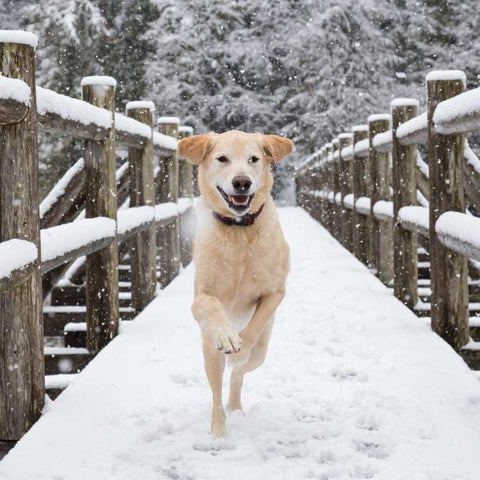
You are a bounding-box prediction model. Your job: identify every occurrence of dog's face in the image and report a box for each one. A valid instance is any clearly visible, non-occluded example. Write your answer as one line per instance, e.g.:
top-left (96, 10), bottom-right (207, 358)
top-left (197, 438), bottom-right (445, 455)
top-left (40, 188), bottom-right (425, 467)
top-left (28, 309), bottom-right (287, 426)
top-left (178, 130), bottom-right (293, 216)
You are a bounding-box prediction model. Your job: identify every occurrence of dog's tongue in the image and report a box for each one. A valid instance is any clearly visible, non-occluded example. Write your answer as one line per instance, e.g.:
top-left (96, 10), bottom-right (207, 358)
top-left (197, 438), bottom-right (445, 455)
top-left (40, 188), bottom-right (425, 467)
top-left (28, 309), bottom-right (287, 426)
top-left (230, 195), bottom-right (249, 206)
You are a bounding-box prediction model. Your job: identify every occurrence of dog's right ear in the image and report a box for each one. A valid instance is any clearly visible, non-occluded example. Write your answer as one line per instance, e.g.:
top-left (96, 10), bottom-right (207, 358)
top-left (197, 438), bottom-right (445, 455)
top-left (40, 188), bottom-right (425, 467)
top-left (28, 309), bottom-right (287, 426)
top-left (178, 133), bottom-right (214, 164)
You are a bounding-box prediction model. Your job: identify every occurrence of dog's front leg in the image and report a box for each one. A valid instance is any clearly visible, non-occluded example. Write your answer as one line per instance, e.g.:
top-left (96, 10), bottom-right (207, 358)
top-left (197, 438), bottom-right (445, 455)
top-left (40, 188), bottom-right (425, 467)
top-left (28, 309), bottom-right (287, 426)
top-left (192, 292), bottom-right (242, 353)
top-left (228, 290), bottom-right (285, 367)
top-left (193, 292), bottom-right (242, 438)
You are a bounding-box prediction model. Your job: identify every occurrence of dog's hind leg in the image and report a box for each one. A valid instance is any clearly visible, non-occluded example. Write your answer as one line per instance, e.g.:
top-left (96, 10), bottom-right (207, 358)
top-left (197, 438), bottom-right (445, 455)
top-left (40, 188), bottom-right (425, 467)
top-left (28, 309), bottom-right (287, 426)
top-left (227, 318), bottom-right (274, 414)
top-left (203, 337), bottom-right (227, 437)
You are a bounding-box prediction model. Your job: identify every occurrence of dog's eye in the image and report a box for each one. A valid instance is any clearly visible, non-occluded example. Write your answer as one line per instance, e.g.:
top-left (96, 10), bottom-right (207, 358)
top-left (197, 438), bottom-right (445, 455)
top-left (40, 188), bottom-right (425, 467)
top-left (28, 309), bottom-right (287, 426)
top-left (217, 156), bottom-right (228, 163)
top-left (250, 156), bottom-right (259, 164)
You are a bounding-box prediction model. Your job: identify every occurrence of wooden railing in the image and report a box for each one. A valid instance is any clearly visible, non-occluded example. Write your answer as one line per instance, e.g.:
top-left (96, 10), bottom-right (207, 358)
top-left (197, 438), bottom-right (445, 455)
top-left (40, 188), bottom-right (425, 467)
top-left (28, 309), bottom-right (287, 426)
top-left (296, 69), bottom-right (480, 371)
top-left (0, 31), bottom-right (195, 443)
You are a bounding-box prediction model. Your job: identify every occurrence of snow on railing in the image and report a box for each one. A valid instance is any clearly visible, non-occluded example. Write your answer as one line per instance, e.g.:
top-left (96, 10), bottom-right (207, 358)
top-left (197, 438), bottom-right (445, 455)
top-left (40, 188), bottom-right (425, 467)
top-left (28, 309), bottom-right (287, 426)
top-left (0, 75), bottom-right (31, 105)
top-left (372, 130), bottom-right (392, 152)
top-left (117, 206), bottom-right (155, 236)
top-left (153, 131), bottom-right (178, 151)
top-left (353, 138), bottom-right (369, 157)
top-left (40, 158), bottom-right (85, 219)
top-left (355, 197), bottom-right (371, 215)
top-left (40, 217), bottom-right (116, 263)
top-left (397, 206), bottom-right (429, 235)
top-left (436, 212), bottom-right (480, 262)
top-left (372, 200), bottom-right (393, 221)
top-left (0, 239), bottom-right (37, 281)
top-left (37, 86), bottom-right (112, 129)
top-left (397, 112), bottom-right (428, 145)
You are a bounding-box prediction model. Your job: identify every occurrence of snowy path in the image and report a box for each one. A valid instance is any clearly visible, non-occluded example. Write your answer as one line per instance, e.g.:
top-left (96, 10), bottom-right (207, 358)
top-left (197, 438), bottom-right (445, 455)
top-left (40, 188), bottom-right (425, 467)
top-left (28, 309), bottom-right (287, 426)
top-left (3, 207), bottom-right (480, 480)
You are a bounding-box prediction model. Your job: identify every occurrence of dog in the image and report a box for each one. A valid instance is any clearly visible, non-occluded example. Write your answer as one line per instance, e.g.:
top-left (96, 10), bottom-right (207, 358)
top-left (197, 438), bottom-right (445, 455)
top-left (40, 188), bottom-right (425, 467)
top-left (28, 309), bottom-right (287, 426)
top-left (178, 130), bottom-right (293, 437)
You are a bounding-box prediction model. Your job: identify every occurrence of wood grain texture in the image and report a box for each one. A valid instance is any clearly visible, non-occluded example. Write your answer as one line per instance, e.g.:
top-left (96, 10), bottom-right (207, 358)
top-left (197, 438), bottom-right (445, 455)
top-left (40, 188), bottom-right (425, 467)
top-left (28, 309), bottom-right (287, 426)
top-left (369, 118), bottom-right (393, 285)
top-left (352, 129), bottom-right (369, 263)
top-left (127, 106), bottom-right (157, 312)
top-left (427, 78), bottom-right (469, 350)
top-left (339, 137), bottom-right (354, 251)
top-left (82, 81), bottom-right (119, 354)
top-left (0, 41), bottom-right (44, 441)
top-left (392, 102), bottom-right (418, 308)
top-left (156, 122), bottom-right (181, 287)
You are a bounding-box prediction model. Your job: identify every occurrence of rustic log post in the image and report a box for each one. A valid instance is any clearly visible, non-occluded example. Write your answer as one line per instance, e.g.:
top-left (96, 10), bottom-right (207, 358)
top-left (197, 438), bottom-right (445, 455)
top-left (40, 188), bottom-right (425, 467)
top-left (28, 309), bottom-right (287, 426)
top-left (126, 101), bottom-right (157, 311)
top-left (391, 99), bottom-right (418, 308)
top-left (324, 143), bottom-right (333, 232)
top-left (427, 71), bottom-right (469, 349)
top-left (178, 125), bottom-right (194, 267)
top-left (352, 125), bottom-right (369, 263)
top-left (81, 76), bottom-right (119, 354)
top-left (156, 117), bottom-right (181, 286)
top-left (332, 139), bottom-right (341, 240)
top-left (339, 133), bottom-right (353, 251)
top-left (0, 31), bottom-right (44, 441)
top-left (369, 114), bottom-right (393, 285)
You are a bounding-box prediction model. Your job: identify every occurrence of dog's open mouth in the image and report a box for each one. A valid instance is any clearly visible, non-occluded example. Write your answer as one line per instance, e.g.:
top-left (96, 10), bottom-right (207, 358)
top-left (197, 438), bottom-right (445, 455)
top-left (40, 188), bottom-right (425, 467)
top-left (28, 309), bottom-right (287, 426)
top-left (217, 186), bottom-right (254, 213)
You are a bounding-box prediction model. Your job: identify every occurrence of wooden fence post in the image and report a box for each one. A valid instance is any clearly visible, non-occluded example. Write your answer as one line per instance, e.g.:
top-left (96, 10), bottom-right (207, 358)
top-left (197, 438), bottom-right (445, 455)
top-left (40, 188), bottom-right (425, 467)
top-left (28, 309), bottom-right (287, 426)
top-left (0, 32), bottom-right (44, 441)
top-left (178, 125), bottom-right (194, 267)
top-left (126, 101), bottom-right (157, 311)
top-left (427, 71), bottom-right (469, 349)
top-left (332, 139), bottom-right (341, 240)
top-left (156, 117), bottom-right (181, 286)
top-left (352, 125), bottom-right (369, 263)
top-left (391, 99), bottom-right (418, 308)
top-left (369, 114), bottom-right (393, 284)
top-left (324, 143), bottom-right (333, 232)
top-left (81, 76), bottom-right (119, 354)
top-left (339, 133), bottom-right (353, 251)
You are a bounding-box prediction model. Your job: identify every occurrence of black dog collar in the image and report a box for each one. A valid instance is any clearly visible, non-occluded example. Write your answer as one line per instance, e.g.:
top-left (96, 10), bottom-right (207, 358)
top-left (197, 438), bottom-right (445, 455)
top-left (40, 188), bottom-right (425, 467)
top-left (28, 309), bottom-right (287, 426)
top-left (213, 203), bottom-right (265, 227)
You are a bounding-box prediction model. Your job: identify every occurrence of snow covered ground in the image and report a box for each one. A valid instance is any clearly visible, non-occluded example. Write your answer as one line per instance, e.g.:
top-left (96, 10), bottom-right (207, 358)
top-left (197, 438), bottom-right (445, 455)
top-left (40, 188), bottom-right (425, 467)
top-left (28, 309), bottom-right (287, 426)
top-left (3, 207), bottom-right (480, 480)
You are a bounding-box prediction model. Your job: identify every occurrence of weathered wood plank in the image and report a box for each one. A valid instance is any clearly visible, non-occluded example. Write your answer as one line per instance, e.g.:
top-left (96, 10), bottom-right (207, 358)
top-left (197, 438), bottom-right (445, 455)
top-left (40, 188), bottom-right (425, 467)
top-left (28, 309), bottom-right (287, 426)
top-left (0, 37), bottom-right (44, 441)
top-left (369, 114), bottom-right (393, 285)
top-left (427, 72), bottom-right (469, 350)
top-left (338, 134), bottom-right (353, 251)
top-left (352, 126), bottom-right (369, 264)
top-left (126, 102), bottom-right (157, 312)
top-left (82, 77), bottom-right (119, 354)
top-left (156, 118), bottom-right (181, 287)
top-left (392, 99), bottom-right (418, 308)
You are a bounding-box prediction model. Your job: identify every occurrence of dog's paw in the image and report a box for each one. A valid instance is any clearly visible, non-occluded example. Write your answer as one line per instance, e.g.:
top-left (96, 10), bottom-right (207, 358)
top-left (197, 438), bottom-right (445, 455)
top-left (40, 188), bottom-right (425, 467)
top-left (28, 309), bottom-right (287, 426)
top-left (211, 323), bottom-right (242, 354)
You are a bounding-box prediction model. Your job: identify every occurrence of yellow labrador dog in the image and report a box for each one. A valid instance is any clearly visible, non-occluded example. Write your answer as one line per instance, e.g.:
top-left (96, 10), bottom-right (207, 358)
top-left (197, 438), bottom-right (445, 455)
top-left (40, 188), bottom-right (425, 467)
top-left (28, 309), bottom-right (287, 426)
top-left (178, 130), bottom-right (293, 437)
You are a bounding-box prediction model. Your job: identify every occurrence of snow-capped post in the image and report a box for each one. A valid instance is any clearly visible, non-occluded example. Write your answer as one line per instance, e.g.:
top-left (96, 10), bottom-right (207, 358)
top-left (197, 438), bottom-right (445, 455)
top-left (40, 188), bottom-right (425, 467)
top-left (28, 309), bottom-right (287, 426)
top-left (369, 114), bottom-right (393, 285)
top-left (427, 71), bottom-right (469, 349)
top-left (0, 31), bottom-right (44, 442)
top-left (81, 76), bottom-right (119, 354)
top-left (156, 117), bottom-right (181, 286)
top-left (391, 99), bottom-right (418, 309)
top-left (339, 133), bottom-right (353, 250)
top-left (126, 101), bottom-right (157, 311)
top-left (332, 139), bottom-right (341, 240)
top-left (352, 125), bottom-right (369, 264)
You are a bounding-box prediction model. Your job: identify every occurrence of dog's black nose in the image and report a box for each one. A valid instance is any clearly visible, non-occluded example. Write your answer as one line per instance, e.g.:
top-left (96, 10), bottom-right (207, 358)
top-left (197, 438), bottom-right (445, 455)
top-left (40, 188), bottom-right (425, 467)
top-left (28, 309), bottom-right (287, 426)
top-left (232, 176), bottom-right (252, 193)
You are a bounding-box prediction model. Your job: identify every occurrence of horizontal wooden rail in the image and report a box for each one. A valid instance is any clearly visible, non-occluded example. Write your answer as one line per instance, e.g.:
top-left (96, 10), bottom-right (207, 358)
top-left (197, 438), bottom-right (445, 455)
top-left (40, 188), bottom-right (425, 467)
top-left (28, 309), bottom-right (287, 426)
top-left (397, 206), bottom-right (429, 236)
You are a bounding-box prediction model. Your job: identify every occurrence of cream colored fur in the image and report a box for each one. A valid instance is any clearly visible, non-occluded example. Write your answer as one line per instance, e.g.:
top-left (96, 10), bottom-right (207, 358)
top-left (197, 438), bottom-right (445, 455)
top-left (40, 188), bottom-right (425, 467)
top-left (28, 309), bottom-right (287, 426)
top-left (178, 130), bottom-right (292, 437)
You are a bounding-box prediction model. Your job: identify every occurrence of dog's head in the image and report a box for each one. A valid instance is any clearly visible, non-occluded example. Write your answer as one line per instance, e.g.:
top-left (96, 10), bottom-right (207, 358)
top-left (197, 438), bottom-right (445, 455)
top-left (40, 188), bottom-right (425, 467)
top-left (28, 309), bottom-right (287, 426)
top-left (178, 130), bottom-right (293, 216)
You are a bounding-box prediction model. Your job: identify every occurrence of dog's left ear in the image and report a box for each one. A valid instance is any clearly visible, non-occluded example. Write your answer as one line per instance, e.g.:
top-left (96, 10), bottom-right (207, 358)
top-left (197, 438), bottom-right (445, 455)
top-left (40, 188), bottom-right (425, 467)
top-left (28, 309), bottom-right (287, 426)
top-left (262, 135), bottom-right (294, 163)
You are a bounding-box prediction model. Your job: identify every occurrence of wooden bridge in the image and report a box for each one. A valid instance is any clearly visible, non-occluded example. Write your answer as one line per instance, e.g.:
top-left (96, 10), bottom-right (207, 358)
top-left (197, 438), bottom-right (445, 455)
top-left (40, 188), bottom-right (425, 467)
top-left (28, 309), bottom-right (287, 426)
top-left (3, 31), bottom-right (480, 479)
top-left (297, 70), bottom-right (480, 368)
top-left (0, 31), bottom-right (196, 452)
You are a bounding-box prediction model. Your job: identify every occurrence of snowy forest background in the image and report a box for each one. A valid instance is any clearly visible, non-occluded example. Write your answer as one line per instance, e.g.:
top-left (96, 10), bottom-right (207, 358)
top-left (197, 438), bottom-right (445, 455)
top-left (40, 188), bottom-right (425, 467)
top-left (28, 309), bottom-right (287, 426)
top-left (1, 0), bottom-right (479, 202)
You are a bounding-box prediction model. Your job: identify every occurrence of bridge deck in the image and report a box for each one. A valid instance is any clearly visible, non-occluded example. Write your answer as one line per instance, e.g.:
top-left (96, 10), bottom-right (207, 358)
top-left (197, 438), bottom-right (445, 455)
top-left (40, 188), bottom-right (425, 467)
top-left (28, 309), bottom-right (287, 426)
top-left (2, 207), bottom-right (480, 479)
